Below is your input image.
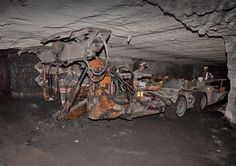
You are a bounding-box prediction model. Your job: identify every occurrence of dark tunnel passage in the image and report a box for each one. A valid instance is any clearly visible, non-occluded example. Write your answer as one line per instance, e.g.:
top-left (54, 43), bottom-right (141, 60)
top-left (0, 50), bottom-right (10, 100)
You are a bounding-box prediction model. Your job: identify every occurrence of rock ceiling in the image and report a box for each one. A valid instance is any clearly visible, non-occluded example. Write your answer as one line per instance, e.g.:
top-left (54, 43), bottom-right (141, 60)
top-left (0, 0), bottom-right (235, 64)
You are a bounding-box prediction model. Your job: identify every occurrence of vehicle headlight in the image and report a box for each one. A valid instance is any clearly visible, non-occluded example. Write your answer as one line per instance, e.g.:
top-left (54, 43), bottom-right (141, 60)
top-left (137, 90), bottom-right (144, 97)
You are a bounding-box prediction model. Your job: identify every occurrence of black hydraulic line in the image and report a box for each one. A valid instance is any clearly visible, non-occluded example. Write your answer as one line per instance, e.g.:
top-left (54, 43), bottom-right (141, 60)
top-left (108, 95), bottom-right (131, 105)
top-left (116, 65), bottom-right (134, 85)
top-left (101, 88), bottom-right (131, 105)
top-left (88, 71), bottom-right (106, 83)
top-left (110, 71), bottom-right (135, 95)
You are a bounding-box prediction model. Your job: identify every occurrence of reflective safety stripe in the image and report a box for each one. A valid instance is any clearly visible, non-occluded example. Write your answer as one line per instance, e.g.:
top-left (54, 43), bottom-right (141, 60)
top-left (61, 100), bottom-right (65, 106)
top-left (60, 88), bottom-right (67, 93)
top-left (67, 88), bottom-right (72, 93)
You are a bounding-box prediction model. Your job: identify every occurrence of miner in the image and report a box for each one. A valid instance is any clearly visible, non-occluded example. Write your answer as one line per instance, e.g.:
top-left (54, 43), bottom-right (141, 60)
top-left (202, 66), bottom-right (214, 80)
top-left (133, 62), bottom-right (152, 88)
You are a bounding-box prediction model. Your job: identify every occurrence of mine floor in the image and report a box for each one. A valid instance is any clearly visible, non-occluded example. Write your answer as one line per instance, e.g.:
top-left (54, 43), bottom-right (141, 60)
top-left (0, 98), bottom-right (235, 166)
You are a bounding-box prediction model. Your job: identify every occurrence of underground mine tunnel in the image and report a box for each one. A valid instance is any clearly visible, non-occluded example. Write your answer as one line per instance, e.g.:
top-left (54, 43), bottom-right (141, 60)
top-left (0, 0), bottom-right (236, 166)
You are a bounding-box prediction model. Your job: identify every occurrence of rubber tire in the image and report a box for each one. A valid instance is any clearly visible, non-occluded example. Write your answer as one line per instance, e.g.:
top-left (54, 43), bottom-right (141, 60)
top-left (175, 96), bottom-right (187, 117)
top-left (193, 92), bottom-right (207, 111)
top-left (165, 96), bottom-right (187, 119)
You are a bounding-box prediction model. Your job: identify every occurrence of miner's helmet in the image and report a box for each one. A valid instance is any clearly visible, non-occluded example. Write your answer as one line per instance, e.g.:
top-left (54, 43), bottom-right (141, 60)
top-left (203, 66), bottom-right (208, 70)
top-left (139, 62), bottom-right (147, 68)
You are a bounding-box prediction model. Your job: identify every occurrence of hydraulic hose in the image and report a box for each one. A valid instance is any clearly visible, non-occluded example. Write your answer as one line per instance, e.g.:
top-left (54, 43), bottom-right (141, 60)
top-left (87, 34), bottom-right (109, 77)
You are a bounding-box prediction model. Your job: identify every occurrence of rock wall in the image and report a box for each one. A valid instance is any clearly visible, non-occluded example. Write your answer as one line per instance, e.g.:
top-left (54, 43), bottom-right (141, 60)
top-left (224, 36), bottom-right (236, 123)
top-left (150, 0), bottom-right (236, 37)
top-left (8, 50), bottom-right (42, 98)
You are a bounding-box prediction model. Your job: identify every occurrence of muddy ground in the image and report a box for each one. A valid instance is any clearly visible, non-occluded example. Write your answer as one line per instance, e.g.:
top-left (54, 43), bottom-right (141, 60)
top-left (0, 98), bottom-right (235, 166)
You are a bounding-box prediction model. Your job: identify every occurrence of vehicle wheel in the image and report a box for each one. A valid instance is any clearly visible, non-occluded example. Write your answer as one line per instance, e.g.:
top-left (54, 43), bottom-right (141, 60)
top-left (175, 96), bottom-right (187, 117)
top-left (193, 92), bottom-right (207, 111)
top-left (165, 96), bottom-right (187, 119)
